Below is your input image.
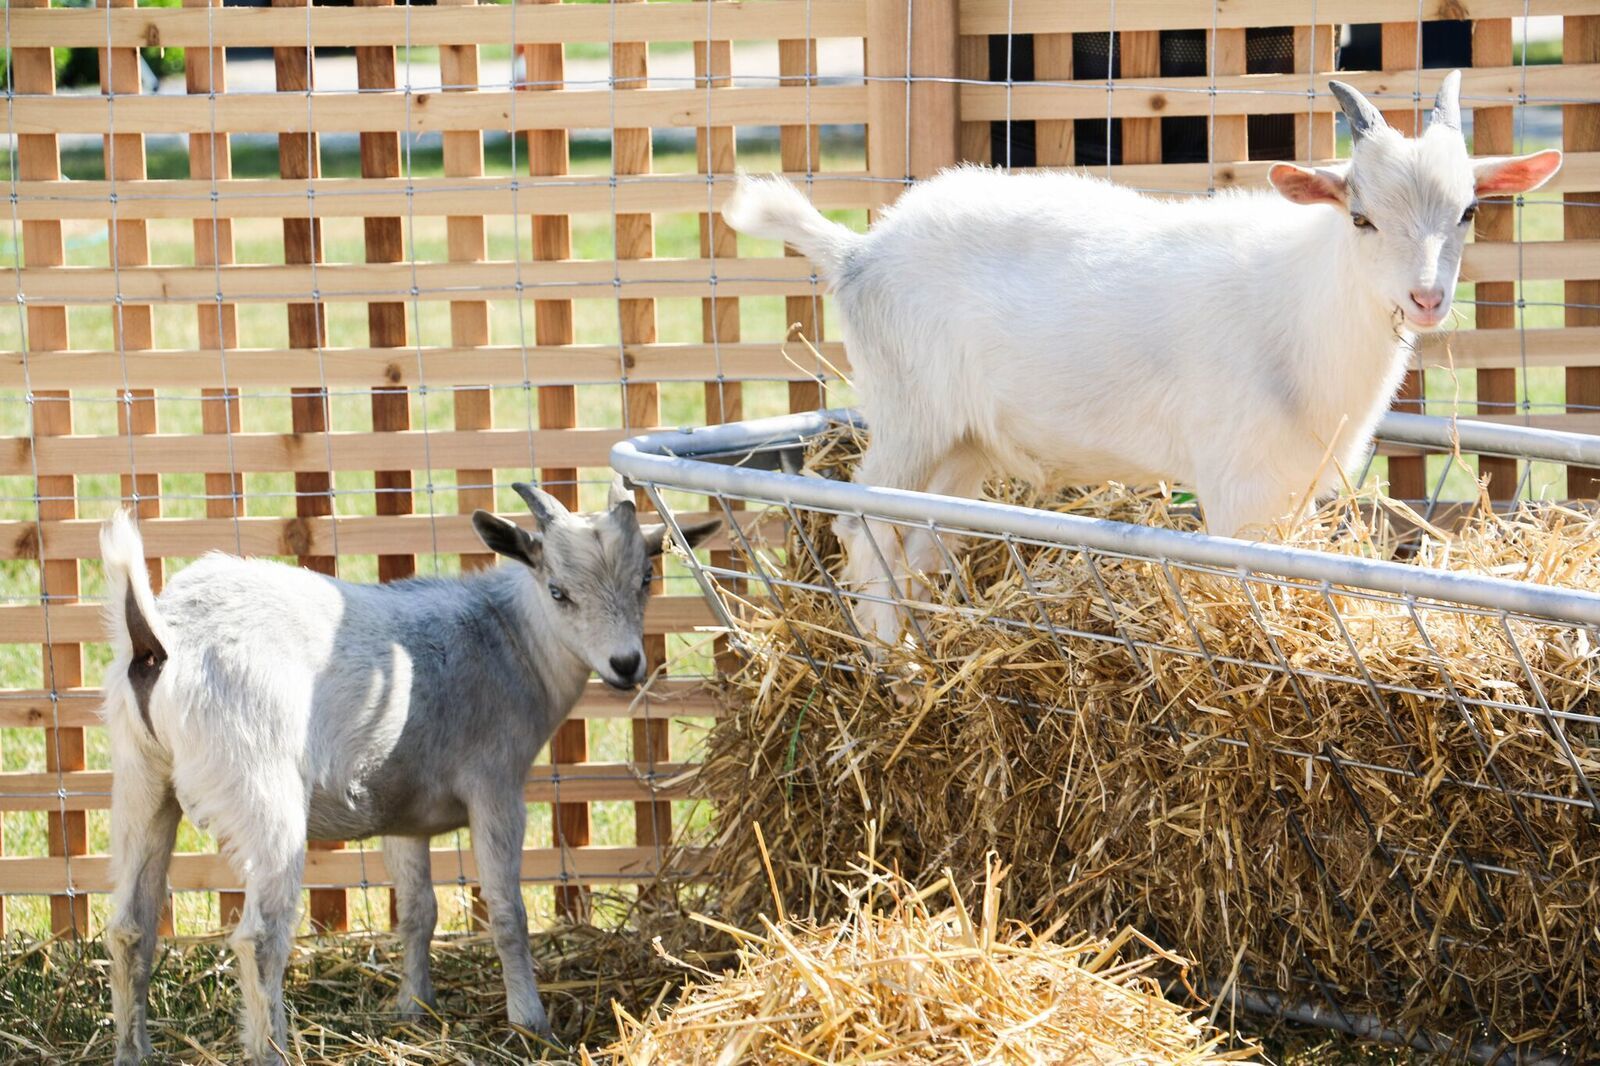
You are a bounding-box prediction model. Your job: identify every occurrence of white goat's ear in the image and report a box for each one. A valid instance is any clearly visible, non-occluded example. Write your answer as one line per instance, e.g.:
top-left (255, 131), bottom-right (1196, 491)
top-left (642, 518), bottom-right (721, 556)
top-left (471, 510), bottom-right (544, 569)
top-left (1473, 149), bottom-right (1562, 197)
top-left (511, 481), bottom-right (569, 529)
top-left (1268, 163), bottom-right (1349, 208)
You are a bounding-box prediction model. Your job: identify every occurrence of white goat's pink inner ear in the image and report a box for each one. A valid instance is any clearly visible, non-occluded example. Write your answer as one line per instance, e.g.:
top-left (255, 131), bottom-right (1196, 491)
top-left (1474, 149), bottom-right (1562, 196)
top-left (1269, 164), bottom-right (1346, 207)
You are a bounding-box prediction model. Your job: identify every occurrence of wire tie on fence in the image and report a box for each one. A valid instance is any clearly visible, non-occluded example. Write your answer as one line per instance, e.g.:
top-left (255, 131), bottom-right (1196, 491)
top-left (514, 280), bottom-right (524, 293)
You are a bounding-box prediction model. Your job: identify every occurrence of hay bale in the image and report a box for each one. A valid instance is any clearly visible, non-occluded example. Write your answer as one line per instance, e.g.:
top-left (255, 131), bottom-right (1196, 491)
top-left (698, 427), bottom-right (1600, 1059)
top-left (596, 858), bottom-right (1254, 1065)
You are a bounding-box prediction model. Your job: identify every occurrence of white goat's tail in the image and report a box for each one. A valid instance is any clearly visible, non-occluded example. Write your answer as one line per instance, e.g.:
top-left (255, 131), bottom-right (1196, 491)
top-left (723, 174), bottom-right (861, 280)
top-left (100, 510), bottom-right (171, 735)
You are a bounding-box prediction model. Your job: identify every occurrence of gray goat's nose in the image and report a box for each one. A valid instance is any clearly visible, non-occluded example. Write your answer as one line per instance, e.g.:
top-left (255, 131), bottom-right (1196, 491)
top-left (609, 651), bottom-right (642, 680)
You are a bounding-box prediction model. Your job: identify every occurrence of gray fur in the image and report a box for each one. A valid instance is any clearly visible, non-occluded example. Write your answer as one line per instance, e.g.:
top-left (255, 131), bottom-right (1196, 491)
top-left (101, 490), bottom-right (719, 1065)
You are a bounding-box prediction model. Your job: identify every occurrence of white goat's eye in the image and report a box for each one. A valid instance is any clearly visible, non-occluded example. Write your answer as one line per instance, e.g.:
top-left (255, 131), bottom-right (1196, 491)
top-left (1460, 203), bottom-right (1478, 225)
top-left (548, 583), bottom-right (570, 604)
top-left (1351, 213), bottom-right (1375, 231)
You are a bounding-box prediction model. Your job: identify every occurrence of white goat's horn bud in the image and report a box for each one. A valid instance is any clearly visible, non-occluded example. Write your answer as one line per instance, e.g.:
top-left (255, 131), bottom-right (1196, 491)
top-left (608, 475), bottom-right (635, 512)
top-left (1429, 69), bottom-right (1462, 131)
top-left (1328, 80), bottom-right (1387, 145)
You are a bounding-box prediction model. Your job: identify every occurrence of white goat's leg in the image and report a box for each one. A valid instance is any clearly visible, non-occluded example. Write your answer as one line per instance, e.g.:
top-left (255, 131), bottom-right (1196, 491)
top-left (384, 834), bottom-right (438, 1018)
top-left (108, 751), bottom-right (181, 1066)
top-left (467, 788), bottom-right (550, 1038)
top-left (1197, 471), bottom-right (1296, 541)
top-left (839, 433), bottom-right (951, 645)
top-left (905, 445), bottom-right (992, 580)
top-left (229, 791), bottom-right (306, 1066)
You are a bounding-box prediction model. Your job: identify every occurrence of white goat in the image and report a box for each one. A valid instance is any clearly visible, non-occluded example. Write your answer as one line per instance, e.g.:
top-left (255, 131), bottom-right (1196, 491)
top-left (101, 485), bottom-right (718, 1066)
top-left (725, 72), bottom-right (1560, 644)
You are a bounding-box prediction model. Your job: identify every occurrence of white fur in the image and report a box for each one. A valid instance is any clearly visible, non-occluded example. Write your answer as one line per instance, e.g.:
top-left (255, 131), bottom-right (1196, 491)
top-left (725, 73), bottom-right (1561, 643)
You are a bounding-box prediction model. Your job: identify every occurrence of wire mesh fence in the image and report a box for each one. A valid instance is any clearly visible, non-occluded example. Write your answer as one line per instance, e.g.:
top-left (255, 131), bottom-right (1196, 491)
top-left (0, 1), bottom-right (1595, 970)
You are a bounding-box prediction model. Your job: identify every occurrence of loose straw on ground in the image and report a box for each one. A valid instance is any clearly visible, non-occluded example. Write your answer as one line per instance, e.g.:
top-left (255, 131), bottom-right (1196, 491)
top-left (595, 856), bottom-right (1257, 1066)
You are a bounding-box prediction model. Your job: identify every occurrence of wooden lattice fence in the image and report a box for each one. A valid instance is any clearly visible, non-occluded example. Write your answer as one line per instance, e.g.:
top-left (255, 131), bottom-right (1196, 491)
top-left (0, 0), bottom-right (1595, 940)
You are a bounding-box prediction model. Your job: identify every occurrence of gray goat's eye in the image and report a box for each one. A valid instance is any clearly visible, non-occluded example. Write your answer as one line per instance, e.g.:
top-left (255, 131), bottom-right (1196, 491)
top-left (641, 568), bottom-right (653, 591)
top-left (1351, 213), bottom-right (1375, 231)
top-left (548, 582), bottom-right (571, 604)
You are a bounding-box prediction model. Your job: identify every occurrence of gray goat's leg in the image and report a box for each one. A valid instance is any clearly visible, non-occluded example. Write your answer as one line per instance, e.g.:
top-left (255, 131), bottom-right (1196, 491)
top-left (383, 834), bottom-right (438, 1018)
top-left (230, 818), bottom-right (305, 1066)
top-left (468, 789), bottom-right (551, 1037)
top-left (108, 756), bottom-right (182, 1066)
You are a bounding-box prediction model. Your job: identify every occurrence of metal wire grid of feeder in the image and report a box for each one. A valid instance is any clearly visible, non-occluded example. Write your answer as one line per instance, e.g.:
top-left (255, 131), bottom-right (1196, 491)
top-left (612, 410), bottom-right (1600, 1063)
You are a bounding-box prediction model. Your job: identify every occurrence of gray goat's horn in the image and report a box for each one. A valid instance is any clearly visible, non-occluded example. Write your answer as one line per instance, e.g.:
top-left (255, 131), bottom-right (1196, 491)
top-left (1429, 69), bottom-right (1462, 131)
top-left (1328, 80), bottom-right (1387, 144)
top-left (607, 475), bottom-right (635, 512)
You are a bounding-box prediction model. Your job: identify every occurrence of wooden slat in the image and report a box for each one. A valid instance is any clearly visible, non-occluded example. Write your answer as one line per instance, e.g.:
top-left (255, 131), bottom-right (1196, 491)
top-left (0, 846), bottom-right (711, 895)
top-left (6, 173), bottom-right (892, 222)
top-left (439, 8), bottom-right (495, 583)
top-left (7, 2), bottom-right (866, 48)
top-left (6, 241), bottom-right (1590, 304)
top-left (103, 0), bottom-right (169, 937)
top-left (1034, 32), bottom-right (1073, 167)
top-left (0, 427), bottom-right (626, 479)
top-left (0, 763), bottom-right (699, 813)
top-left (699, 38), bottom-right (745, 691)
top-left (1568, 17), bottom-right (1600, 498)
top-left (358, 1), bottom-right (416, 593)
top-left (13, 155), bottom-right (1600, 223)
top-left (961, 1), bottom-right (1600, 34)
top-left (9, 85), bottom-right (868, 137)
top-left (187, 0), bottom-right (245, 540)
top-left (12, 153), bottom-right (1600, 219)
top-left (1380, 21), bottom-right (1425, 503)
top-left (1473, 19), bottom-right (1519, 501)
top-left (0, 509), bottom-right (768, 563)
top-left (521, 0), bottom-right (589, 920)
top-left (613, 4), bottom-right (673, 862)
top-left (0, 596), bottom-right (717, 647)
top-left (13, 0), bottom-right (80, 940)
top-left (0, 678), bottom-right (724, 731)
top-left (780, 37), bottom-right (827, 412)
top-left (0, 342), bottom-right (853, 391)
top-left (0, 256), bottom-right (830, 304)
top-left (1209, 29), bottom-right (1248, 169)
top-left (273, 0), bottom-right (345, 933)
top-left (958, 64), bottom-right (1598, 121)
top-left (1121, 31), bottom-right (1162, 167)
top-left (1294, 23), bottom-right (1337, 162)
top-left (959, 34), bottom-right (993, 166)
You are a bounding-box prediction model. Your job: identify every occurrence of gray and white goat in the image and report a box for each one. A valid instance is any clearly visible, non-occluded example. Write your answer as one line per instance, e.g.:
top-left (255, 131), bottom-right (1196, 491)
top-left (101, 482), bottom-right (718, 1066)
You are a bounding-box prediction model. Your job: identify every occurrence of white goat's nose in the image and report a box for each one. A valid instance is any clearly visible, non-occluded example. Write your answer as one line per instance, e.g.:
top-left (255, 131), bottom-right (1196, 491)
top-left (1410, 288), bottom-right (1444, 311)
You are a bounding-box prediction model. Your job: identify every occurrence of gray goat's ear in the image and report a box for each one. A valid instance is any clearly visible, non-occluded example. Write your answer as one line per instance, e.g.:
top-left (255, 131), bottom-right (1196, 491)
top-left (607, 475), bottom-right (636, 514)
top-left (1328, 80), bottom-right (1387, 145)
top-left (1429, 69), bottom-right (1461, 132)
top-left (643, 517), bottom-right (721, 557)
top-left (511, 481), bottom-right (569, 528)
top-left (472, 510), bottom-right (544, 569)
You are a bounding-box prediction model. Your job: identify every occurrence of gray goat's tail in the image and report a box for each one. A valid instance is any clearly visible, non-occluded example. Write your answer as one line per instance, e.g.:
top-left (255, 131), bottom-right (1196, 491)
top-left (722, 174), bottom-right (861, 281)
